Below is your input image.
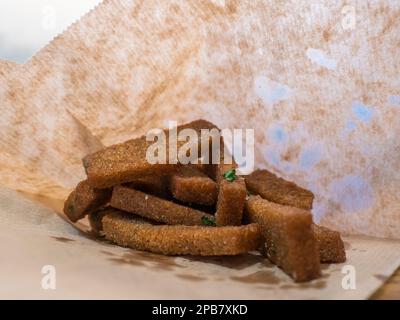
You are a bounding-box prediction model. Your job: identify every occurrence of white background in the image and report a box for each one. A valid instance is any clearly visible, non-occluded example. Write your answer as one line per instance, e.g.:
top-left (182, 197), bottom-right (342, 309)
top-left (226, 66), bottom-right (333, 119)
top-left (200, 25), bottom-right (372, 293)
top-left (0, 0), bottom-right (102, 63)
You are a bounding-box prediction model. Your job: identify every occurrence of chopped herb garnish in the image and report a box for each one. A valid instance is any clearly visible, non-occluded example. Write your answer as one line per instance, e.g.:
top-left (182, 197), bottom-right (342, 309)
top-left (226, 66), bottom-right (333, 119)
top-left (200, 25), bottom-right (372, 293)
top-left (82, 159), bottom-right (89, 173)
top-left (223, 169), bottom-right (237, 182)
top-left (67, 202), bottom-right (75, 213)
top-left (201, 215), bottom-right (216, 227)
top-left (246, 190), bottom-right (253, 200)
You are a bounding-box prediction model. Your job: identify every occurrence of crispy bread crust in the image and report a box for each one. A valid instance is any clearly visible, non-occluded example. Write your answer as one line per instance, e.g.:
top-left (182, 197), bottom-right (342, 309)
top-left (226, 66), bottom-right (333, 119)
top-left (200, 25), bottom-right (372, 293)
top-left (245, 196), bottom-right (321, 282)
top-left (102, 210), bottom-right (262, 256)
top-left (245, 169), bottom-right (314, 210)
top-left (169, 166), bottom-right (218, 206)
top-left (110, 186), bottom-right (214, 226)
top-left (63, 180), bottom-right (111, 222)
top-left (312, 224), bottom-right (346, 263)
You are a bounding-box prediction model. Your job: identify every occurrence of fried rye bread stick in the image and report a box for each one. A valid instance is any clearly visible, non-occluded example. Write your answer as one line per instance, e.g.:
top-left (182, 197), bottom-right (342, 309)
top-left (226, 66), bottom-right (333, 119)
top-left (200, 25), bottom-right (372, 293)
top-left (312, 224), bottom-right (346, 263)
top-left (84, 119), bottom-right (219, 188)
top-left (110, 186), bottom-right (214, 226)
top-left (215, 177), bottom-right (246, 226)
top-left (207, 141), bottom-right (237, 183)
top-left (63, 180), bottom-right (111, 223)
top-left (212, 149), bottom-right (246, 226)
top-left (125, 175), bottom-right (168, 198)
top-left (88, 207), bottom-right (121, 236)
top-left (102, 210), bottom-right (262, 256)
top-left (168, 166), bottom-right (218, 206)
top-left (245, 196), bottom-right (321, 282)
top-left (245, 169), bottom-right (314, 210)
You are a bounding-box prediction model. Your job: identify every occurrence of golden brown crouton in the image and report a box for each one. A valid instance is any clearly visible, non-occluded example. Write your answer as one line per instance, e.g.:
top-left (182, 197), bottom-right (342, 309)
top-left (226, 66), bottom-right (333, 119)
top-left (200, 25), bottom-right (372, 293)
top-left (84, 120), bottom-right (219, 188)
top-left (88, 207), bottom-right (122, 236)
top-left (312, 224), bottom-right (346, 263)
top-left (110, 186), bottom-right (214, 226)
top-left (63, 180), bottom-right (111, 223)
top-left (102, 210), bottom-right (262, 256)
top-left (215, 177), bottom-right (246, 226)
top-left (245, 196), bottom-right (321, 282)
top-left (125, 175), bottom-right (168, 198)
top-left (168, 166), bottom-right (218, 206)
top-left (245, 169), bottom-right (314, 210)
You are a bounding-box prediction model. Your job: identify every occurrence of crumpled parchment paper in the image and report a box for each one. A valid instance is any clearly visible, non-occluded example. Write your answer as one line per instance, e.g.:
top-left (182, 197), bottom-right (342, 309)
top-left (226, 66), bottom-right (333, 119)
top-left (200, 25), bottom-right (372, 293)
top-left (1, 186), bottom-right (400, 299)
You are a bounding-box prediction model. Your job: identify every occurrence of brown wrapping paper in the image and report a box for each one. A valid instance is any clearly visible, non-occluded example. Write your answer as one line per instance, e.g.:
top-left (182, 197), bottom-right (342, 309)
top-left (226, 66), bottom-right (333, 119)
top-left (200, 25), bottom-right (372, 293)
top-left (1, 0), bottom-right (400, 298)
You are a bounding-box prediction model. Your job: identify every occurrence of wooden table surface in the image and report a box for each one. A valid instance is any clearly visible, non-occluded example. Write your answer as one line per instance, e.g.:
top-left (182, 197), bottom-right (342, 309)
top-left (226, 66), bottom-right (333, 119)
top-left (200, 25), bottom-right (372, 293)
top-left (371, 267), bottom-right (400, 300)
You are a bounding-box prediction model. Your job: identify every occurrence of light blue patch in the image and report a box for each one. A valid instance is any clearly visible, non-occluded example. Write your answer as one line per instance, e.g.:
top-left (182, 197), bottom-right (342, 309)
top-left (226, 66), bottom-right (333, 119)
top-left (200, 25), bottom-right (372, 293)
top-left (311, 200), bottom-right (326, 224)
top-left (269, 125), bottom-right (287, 143)
top-left (329, 175), bottom-right (374, 213)
top-left (299, 147), bottom-right (321, 169)
top-left (283, 163), bottom-right (293, 173)
top-left (306, 48), bottom-right (337, 70)
top-left (269, 86), bottom-right (289, 105)
top-left (352, 101), bottom-right (373, 123)
top-left (388, 95), bottom-right (400, 106)
top-left (346, 120), bottom-right (357, 131)
top-left (264, 149), bottom-right (280, 167)
top-left (254, 76), bottom-right (290, 105)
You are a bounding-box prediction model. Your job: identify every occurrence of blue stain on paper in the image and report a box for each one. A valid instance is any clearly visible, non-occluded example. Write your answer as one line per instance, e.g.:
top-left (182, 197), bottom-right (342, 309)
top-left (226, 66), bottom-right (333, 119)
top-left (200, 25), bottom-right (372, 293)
top-left (329, 175), bottom-right (374, 213)
top-left (264, 148), bottom-right (280, 167)
top-left (311, 199), bottom-right (327, 224)
top-left (269, 86), bottom-right (289, 105)
top-left (352, 101), bottom-right (373, 123)
top-left (388, 95), bottom-right (400, 106)
top-left (254, 76), bottom-right (290, 105)
top-left (306, 48), bottom-right (337, 70)
top-left (346, 120), bottom-right (357, 131)
top-left (299, 147), bottom-right (321, 169)
top-left (269, 125), bottom-right (288, 143)
top-left (342, 102), bottom-right (374, 136)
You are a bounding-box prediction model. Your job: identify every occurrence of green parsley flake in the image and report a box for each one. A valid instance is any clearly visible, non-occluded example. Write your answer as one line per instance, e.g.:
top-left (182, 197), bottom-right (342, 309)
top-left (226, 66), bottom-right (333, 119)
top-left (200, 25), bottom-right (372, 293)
top-left (201, 215), bottom-right (216, 227)
top-left (223, 169), bottom-right (237, 182)
top-left (82, 158), bottom-right (89, 173)
top-left (67, 202), bottom-right (75, 213)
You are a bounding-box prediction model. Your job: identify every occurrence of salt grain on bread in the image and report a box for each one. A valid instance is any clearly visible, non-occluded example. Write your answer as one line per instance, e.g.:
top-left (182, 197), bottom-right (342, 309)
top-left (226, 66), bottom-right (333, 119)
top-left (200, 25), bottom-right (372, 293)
top-left (245, 195), bottom-right (321, 282)
top-left (102, 210), bottom-right (262, 256)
